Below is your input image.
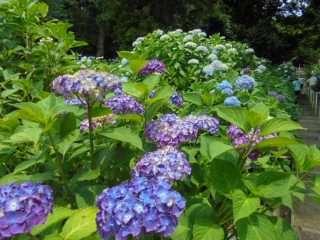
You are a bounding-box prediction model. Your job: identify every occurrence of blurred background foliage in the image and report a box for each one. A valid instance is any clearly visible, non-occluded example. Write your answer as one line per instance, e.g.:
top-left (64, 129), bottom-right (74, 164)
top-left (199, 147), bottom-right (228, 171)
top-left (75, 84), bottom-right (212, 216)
top-left (43, 0), bottom-right (320, 64)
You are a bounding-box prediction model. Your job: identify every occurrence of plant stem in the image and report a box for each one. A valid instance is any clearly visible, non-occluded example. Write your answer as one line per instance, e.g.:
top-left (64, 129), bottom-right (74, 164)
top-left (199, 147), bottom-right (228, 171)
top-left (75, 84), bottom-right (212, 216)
top-left (86, 98), bottom-right (96, 169)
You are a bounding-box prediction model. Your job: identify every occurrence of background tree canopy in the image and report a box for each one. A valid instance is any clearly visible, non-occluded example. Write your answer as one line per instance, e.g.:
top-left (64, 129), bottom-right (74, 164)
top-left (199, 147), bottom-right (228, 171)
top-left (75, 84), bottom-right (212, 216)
top-left (44, 0), bottom-right (319, 64)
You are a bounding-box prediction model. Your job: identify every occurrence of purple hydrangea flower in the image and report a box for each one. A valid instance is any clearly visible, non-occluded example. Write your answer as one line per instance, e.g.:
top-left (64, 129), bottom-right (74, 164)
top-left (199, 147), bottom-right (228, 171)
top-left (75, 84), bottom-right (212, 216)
top-left (106, 94), bottom-right (145, 115)
top-left (243, 67), bottom-right (252, 74)
top-left (145, 114), bottom-right (199, 147)
top-left (52, 69), bottom-right (122, 102)
top-left (139, 60), bottom-right (166, 76)
top-left (185, 115), bottom-right (220, 135)
top-left (235, 75), bottom-right (256, 90)
top-left (268, 91), bottom-right (278, 97)
top-left (132, 146), bottom-right (191, 180)
top-left (80, 114), bottom-right (116, 131)
top-left (227, 125), bottom-right (277, 160)
top-left (224, 96), bottom-right (241, 106)
top-left (221, 88), bottom-right (233, 96)
top-left (0, 182), bottom-right (53, 238)
top-left (217, 80), bottom-right (233, 90)
top-left (170, 93), bottom-right (184, 107)
top-left (277, 95), bottom-right (286, 101)
top-left (96, 177), bottom-right (186, 240)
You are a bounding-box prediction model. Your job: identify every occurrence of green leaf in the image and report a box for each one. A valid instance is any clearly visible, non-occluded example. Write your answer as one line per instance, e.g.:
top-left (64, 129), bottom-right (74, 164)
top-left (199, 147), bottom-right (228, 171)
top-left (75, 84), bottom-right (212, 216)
top-left (117, 51), bottom-right (141, 60)
top-left (32, 207), bottom-right (76, 235)
top-left (13, 158), bottom-right (45, 173)
top-left (253, 137), bottom-right (297, 149)
top-left (171, 215), bottom-right (192, 240)
top-left (250, 102), bottom-right (270, 119)
top-left (75, 185), bottom-right (105, 208)
top-left (311, 174), bottom-right (320, 195)
top-left (6, 126), bottom-right (43, 145)
top-left (208, 160), bottom-right (242, 196)
top-left (259, 118), bottom-right (305, 136)
top-left (183, 92), bottom-right (203, 106)
top-left (143, 74), bottom-right (160, 91)
top-left (57, 130), bottom-right (80, 156)
top-left (244, 172), bottom-right (296, 198)
top-left (145, 98), bottom-right (168, 121)
top-left (270, 217), bottom-right (298, 240)
top-left (237, 214), bottom-right (277, 240)
top-left (215, 106), bottom-right (250, 131)
top-left (231, 190), bottom-right (260, 222)
top-left (244, 110), bottom-right (266, 129)
top-left (288, 144), bottom-right (320, 172)
top-left (100, 127), bottom-right (143, 150)
top-left (122, 82), bottom-right (148, 98)
top-left (70, 168), bottom-right (100, 183)
top-left (130, 59), bottom-right (148, 75)
top-left (0, 172), bottom-right (53, 185)
top-left (193, 219), bottom-right (224, 240)
top-left (60, 207), bottom-right (98, 240)
top-left (200, 136), bottom-right (234, 161)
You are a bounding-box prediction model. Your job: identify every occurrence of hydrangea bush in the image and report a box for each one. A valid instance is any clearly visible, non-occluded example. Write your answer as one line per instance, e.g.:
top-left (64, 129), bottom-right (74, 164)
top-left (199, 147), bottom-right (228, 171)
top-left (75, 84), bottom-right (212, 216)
top-left (1, 3), bottom-right (320, 240)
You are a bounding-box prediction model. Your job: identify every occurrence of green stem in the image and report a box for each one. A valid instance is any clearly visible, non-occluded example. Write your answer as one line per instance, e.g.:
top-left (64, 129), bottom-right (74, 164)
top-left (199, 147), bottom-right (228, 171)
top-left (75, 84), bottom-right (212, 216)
top-left (86, 98), bottom-right (96, 169)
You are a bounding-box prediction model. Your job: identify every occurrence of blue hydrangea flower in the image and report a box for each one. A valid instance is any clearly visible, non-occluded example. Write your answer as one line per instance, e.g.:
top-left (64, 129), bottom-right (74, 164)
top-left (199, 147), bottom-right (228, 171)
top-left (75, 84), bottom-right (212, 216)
top-left (183, 34), bottom-right (193, 43)
top-left (106, 94), bottom-right (145, 115)
top-left (149, 89), bottom-right (157, 98)
top-left (235, 75), bottom-right (256, 90)
top-left (132, 146), bottom-right (191, 180)
top-left (217, 80), bottom-right (233, 90)
top-left (132, 37), bottom-right (144, 47)
top-left (0, 182), bottom-right (53, 239)
top-left (96, 177), bottom-right (186, 240)
top-left (224, 96), bottom-right (241, 106)
top-left (170, 93), bottom-right (184, 107)
top-left (221, 88), bottom-right (233, 96)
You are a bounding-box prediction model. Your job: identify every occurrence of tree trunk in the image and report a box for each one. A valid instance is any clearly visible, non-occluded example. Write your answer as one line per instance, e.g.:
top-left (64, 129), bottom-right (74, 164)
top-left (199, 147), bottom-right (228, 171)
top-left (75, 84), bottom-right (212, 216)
top-left (96, 24), bottom-right (105, 57)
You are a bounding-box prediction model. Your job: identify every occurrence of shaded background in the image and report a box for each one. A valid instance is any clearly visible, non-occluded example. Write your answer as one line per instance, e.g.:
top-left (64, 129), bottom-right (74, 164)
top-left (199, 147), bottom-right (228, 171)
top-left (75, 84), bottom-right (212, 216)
top-left (44, 0), bottom-right (320, 64)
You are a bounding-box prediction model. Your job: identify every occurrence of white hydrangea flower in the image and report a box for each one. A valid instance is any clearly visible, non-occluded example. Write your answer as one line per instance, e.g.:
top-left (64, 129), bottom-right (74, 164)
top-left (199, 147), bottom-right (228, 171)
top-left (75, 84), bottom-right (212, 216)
top-left (183, 34), bottom-right (193, 43)
top-left (195, 46), bottom-right (209, 53)
top-left (227, 48), bottom-right (238, 55)
top-left (188, 29), bottom-right (206, 36)
top-left (120, 76), bottom-right (129, 82)
top-left (154, 29), bottom-right (164, 36)
top-left (207, 53), bottom-right (218, 61)
top-left (132, 37), bottom-right (145, 47)
top-left (245, 48), bottom-right (254, 54)
top-left (203, 60), bottom-right (228, 76)
top-left (257, 64), bottom-right (267, 72)
top-left (121, 58), bottom-right (129, 66)
top-left (160, 34), bottom-right (170, 41)
top-left (185, 42), bottom-right (197, 48)
top-left (39, 37), bottom-right (53, 44)
top-left (169, 29), bottom-right (183, 36)
top-left (214, 44), bottom-right (226, 52)
top-left (225, 43), bottom-right (232, 49)
top-left (188, 59), bottom-right (200, 65)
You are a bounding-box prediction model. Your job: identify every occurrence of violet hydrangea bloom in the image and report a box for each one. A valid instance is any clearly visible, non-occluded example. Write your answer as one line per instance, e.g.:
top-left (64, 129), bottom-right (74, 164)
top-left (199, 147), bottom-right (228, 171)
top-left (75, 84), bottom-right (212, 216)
top-left (132, 146), bottom-right (191, 180)
top-left (0, 182), bottom-right (53, 239)
top-left (185, 115), bottom-right (220, 135)
top-left (277, 95), bottom-right (286, 101)
top-left (145, 114), bottom-right (199, 147)
top-left (221, 88), bottom-right (233, 96)
top-left (52, 69), bottom-right (122, 102)
top-left (106, 94), bottom-right (145, 115)
top-left (243, 67), bottom-right (252, 74)
top-left (139, 60), bottom-right (166, 76)
top-left (96, 177), bottom-right (186, 240)
top-left (235, 75), bottom-right (256, 90)
top-left (170, 93), bottom-right (184, 107)
top-left (227, 125), bottom-right (277, 160)
top-left (80, 114), bottom-right (116, 131)
top-left (268, 91), bottom-right (278, 97)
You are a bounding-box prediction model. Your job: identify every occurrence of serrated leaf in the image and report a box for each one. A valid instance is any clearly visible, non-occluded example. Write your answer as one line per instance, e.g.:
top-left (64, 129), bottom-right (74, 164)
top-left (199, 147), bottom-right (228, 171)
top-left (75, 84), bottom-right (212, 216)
top-left (231, 190), bottom-right (260, 222)
top-left (70, 168), bottom-right (100, 182)
top-left (200, 136), bottom-right (233, 161)
top-left (237, 214), bottom-right (277, 240)
top-left (259, 118), bottom-right (305, 136)
top-left (253, 137), bottom-right (297, 149)
top-left (32, 207), bottom-right (76, 235)
top-left (100, 127), bottom-right (143, 150)
top-left (193, 219), bottom-right (224, 240)
top-left (183, 92), bottom-right (203, 106)
top-left (57, 130), bottom-right (80, 156)
top-left (60, 208), bottom-right (98, 240)
top-left (270, 217), bottom-right (298, 240)
top-left (215, 106), bottom-right (250, 131)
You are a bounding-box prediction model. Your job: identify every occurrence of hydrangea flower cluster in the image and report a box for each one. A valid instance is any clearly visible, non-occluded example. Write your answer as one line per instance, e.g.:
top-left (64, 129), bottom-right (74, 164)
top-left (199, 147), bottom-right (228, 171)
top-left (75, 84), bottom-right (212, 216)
top-left (146, 114), bottom-right (219, 147)
top-left (185, 115), bottom-right (219, 135)
top-left (203, 60), bottom-right (228, 76)
top-left (207, 53), bottom-right (218, 61)
top-left (80, 114), bottom-right (116, 131)
top-left (185, 42), bottom-right (197, 48)
top-left (228, 125), bottom-right (277, 160)
top-left (160, 34), bottom-right (170, 41)
top-left (268, 91), bottom-right (286, 101)
top-left (106, 94), bottom-right (145, 115)
top-left (170, 93), bottom-right (184, 107)
top-left (217, 80), bottom-right (233, 91)
top-left (0, 182), bottom-right (53, 238)
top-left (243, 67), bottom-right (252, 74)
top-left (195, 46), bottom-right (209, 53)
top-left (52, 69), bottom-right (122, 102)
top-left (188, 59), bottom-right (199, 65)
top-left (188, 29), bottom-right (207, 37)
top-left (183, 34), bottom-right (193, 43)
top-left (96, 177), bottom-right (186, 240)
top-left (245, 48), bottom-right (255, 54)
top-left (139, 60), bottom-right (166, 76)
top-left (221, 88), bottom-right (234, 96)
top-left (235, 75), bottom-right (256, 90)
top-left (132, 146), bottom-right (191, 180)
top-left (132, 37), bottom-right (145, 47)
top-left (224, 96), bottom-right (241, 106)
